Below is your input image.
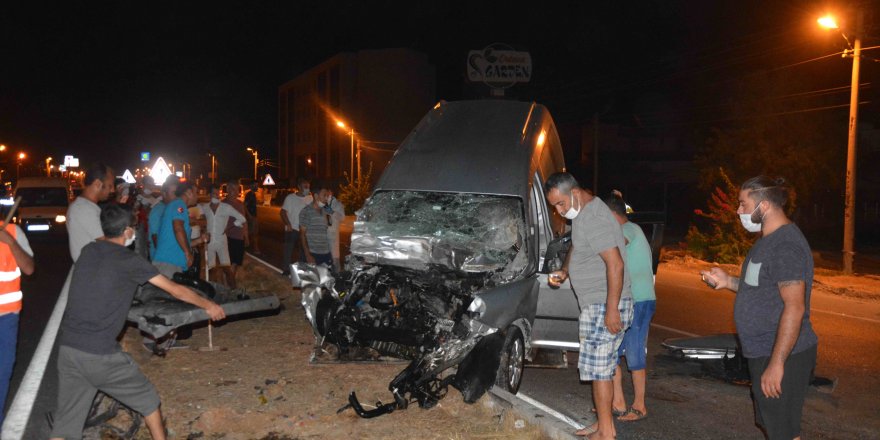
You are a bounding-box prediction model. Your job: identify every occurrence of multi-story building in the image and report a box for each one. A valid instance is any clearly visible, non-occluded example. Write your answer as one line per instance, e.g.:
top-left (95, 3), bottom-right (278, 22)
top-left (278, 48), bottom-right (435, 185)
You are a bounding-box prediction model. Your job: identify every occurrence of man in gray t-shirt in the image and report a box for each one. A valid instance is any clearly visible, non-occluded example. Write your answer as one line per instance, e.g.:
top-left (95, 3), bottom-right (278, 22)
top-left (545, 172), bottom-right (633, 438)
top-left (67, 163), bottom-right (114, 262)
top-left (298, 182), bottom-right (332, 267)
top-left (702, 176), bottom-right (818, 440)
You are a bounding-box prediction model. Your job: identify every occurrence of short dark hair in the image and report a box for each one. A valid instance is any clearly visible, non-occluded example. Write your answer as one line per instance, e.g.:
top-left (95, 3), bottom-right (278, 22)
top-left (311, 180), bottom-right (329, 193)
top-left (296, 175), bottom-right (310, 186)
top-left (161, 175), bottom-right (180, 194)
top-left (741, 175), bottom-right (790, 209)
top-left (100, 204), bottom-right (133, 238)
top-left (544, 172), bottom-right (579, 195)
top-left (175, 181), bottom-right (195, 197)
top-left (604, 191), bottom-right (628, 217)
top-left (84, 163), bottom-right (110, 186)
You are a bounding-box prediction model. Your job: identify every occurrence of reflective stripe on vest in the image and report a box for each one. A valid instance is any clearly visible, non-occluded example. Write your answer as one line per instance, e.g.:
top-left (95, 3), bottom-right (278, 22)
top-left (0, 290), bottom-right (22, 305)
top-left (0, 266), bottom-right (21, 282)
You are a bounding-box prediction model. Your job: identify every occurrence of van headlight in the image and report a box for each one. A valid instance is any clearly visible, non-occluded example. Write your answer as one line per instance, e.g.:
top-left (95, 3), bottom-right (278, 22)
top-left (55, 215), bottom-right (66, 223)
top-left (467, 296), bottom-right (486, 318)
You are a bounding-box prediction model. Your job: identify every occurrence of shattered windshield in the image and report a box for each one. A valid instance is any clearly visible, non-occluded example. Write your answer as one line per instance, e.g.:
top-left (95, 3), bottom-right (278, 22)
top-left (351, 191), bottom-right (527, 275)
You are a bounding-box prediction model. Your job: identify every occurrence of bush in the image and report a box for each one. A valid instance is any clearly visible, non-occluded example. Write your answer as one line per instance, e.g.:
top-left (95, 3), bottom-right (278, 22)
top-left (337, 164), bottom-right (373, 215)
top-left (686, 168), bottom-right (755, 264)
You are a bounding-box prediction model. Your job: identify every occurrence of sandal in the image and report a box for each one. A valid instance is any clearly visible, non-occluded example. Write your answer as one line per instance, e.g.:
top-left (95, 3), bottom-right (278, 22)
top-left (574, 425), bottom-right (596, 437)
top-left (617, 407), bottom-right (648, 422)
top-left (590, 406), bottom-right (627, 417)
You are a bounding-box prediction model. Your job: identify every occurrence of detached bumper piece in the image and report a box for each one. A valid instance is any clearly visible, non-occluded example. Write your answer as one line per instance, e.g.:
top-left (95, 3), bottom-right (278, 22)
top-left (127, 276), bottom-right (280, 342)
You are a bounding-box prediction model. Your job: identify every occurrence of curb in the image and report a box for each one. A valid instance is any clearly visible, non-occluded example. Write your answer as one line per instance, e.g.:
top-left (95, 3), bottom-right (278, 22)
top-left (486, 387), bottom-right (589, 440)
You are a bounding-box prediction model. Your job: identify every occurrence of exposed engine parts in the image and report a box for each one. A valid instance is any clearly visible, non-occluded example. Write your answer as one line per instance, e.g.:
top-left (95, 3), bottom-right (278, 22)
top-left (296, 263), bottom-right (501, 418)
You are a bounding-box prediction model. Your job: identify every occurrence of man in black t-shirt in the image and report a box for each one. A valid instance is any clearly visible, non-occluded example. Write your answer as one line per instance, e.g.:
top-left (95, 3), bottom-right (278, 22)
top-left (50, 205), bottom-right (225, 440)
top-left (702, 176), bottom-right (818, 440)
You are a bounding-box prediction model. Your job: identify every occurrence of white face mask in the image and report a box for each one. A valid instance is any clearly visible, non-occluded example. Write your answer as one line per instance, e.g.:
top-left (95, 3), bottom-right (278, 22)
top-left (739, 204), bottom-right (763, 233)
top-left (124, 229), bottom-right (136, 247)
top-left (317, 201), bottom-right (325, 208)
top-left (300, 187), bottom-right (310, 196)
top-left (563, 192), bottom-right (580, 220)
top-left (211, 197), bottom-right (220, 204)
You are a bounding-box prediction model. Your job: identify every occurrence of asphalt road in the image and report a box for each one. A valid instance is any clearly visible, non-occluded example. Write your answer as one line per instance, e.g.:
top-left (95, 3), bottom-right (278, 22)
top-left (4, 234), bottom-right (70, 439)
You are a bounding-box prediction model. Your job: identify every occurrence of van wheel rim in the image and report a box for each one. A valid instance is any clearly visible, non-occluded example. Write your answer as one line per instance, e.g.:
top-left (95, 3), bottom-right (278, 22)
top-left (509, 337), bottom-right (523, 389)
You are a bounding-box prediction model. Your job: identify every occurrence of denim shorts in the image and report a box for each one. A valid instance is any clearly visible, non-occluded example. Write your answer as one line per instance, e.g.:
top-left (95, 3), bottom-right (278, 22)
top-left (618, 300), bottom-right (656, 371)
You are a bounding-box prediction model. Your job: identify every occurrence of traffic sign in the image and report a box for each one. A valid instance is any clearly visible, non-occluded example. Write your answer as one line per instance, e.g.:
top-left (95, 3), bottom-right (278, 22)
top-left (121, 169), bottom-right (136, 184)
top-left (262, 174), bottom-right (275, 186)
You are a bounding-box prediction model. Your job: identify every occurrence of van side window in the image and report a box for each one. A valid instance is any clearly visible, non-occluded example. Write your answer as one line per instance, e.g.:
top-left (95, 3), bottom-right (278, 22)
top-left (532, 173), bottom-right (553, 262)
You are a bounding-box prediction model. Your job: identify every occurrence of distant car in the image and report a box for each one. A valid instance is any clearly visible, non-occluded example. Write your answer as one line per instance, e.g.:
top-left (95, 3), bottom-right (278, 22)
top-left (13, 177), bottom-right (71, 234)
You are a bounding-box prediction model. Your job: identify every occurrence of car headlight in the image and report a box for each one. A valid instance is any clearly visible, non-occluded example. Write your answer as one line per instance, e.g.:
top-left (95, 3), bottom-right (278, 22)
top-left (467, 296), bottom-right (486, 317)
top-left (55, 215), bottom-right (66, 223)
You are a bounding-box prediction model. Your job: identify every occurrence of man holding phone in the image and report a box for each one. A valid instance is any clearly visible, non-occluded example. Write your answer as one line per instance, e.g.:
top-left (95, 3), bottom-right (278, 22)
top-left (701, 176), bottom-right (818, 440)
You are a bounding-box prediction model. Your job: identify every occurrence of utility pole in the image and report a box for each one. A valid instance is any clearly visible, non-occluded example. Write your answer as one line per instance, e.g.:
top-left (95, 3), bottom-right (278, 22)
top-left (842, 11), bottom-right (862, 274)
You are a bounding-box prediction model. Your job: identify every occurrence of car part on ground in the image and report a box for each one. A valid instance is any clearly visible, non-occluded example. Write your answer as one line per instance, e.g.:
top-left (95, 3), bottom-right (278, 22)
top-left (127, 274), bottom-right (280, 344)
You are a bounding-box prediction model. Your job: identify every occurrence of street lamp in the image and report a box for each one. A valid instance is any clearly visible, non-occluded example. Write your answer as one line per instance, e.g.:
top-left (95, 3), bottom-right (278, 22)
top-left (46, 157), bottom-right (52, 177)
top-left (246, 147), bottom-right (259, 181)
top-left (207, 153), bottom-right (217, 184)
top-left (16, 152), bottom-right (26, 180)
top-left (335, 120), bottom-right (358, 180)
top-left (819, 12), bottom-right (862, 274)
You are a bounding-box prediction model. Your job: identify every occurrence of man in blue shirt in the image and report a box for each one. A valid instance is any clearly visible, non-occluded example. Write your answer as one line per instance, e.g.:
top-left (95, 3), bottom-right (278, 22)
top-left (153, 182), bottom-right (207, 278)
top-left (148, 176), bottom-right (179, 260)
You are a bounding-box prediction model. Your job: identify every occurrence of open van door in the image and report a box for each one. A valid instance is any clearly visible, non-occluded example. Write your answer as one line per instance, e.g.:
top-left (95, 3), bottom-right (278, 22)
top-left (528, 174), bottom-right (580, 350)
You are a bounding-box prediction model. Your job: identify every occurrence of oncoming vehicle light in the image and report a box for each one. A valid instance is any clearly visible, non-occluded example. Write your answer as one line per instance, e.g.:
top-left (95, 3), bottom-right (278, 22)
top-left (27, 225), bottom-right (50, 232)
top-left (55, 214), bottom-right (66, 223)
top-left (0, 197), bottom-right (14, 206)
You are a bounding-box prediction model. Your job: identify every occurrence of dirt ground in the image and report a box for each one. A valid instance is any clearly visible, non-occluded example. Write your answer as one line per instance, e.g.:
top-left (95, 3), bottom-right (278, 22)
top-left (108, 258), bottom-right (546, 440)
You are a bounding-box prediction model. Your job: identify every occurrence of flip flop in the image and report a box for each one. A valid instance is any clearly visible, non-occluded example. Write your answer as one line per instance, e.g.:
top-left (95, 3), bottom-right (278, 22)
top-left (574, 425), bottom-right (596, 437)
top-left (590, 406), bottom-right (627, 417)
top-left (617, 407), bottom-right (648, 422)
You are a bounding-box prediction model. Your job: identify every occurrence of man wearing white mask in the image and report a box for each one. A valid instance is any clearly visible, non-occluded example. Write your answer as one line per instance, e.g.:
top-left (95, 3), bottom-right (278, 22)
top-left (545, 172), bottom-right (633, 440)
top-left (701, 176), bottom-right (818, 440)
top-left (200, 185), bottom-right (246, 287)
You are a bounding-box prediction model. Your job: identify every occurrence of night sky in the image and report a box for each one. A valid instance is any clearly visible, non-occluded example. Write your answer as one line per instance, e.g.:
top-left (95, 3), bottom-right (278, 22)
top-left (0, 1), bottom-right (871, 180)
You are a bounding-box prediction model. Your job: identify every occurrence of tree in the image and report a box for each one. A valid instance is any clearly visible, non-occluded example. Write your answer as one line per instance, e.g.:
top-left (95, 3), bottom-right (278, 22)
top-left (686, 168), bottom-right (755, 264)
top-left (338, 164), bottom-right (373, 215)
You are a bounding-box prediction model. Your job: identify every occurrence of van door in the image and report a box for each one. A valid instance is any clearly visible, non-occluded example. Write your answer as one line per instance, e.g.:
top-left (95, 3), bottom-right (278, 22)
top-left (529, 174), bottom-right (580, 350)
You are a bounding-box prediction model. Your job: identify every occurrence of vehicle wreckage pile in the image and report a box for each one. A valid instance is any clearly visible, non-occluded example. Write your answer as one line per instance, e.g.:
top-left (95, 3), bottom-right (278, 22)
top-left (297, 191), bottom-right (530, 418)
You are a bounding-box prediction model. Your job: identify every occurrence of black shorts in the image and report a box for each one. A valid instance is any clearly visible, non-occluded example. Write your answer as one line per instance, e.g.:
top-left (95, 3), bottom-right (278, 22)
top-left (228, 238), bottom-right (245, 265)
top-left (747, 344), bottom-right (817, 439)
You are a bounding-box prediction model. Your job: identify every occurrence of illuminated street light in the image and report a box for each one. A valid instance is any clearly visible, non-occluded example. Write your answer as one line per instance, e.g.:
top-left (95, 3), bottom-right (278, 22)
top-left (817, 15), bottom-right (838, 29)
top-left (819, 11), bottom-right (863, 274)
top-left (46, 156), bottom-right (53, 177)
top-left (0, 145), bottom-right (6, 152)
top-left (335, 120), bottom-right (357, 179)
top-left (16, 152), bottom-right (26, 180)
top-left (246, 147), bottom-right (259, 180)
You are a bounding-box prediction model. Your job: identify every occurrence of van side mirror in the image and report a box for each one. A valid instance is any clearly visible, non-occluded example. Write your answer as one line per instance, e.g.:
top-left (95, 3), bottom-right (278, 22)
top-left (540, 231), bottom-right (571, 274)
